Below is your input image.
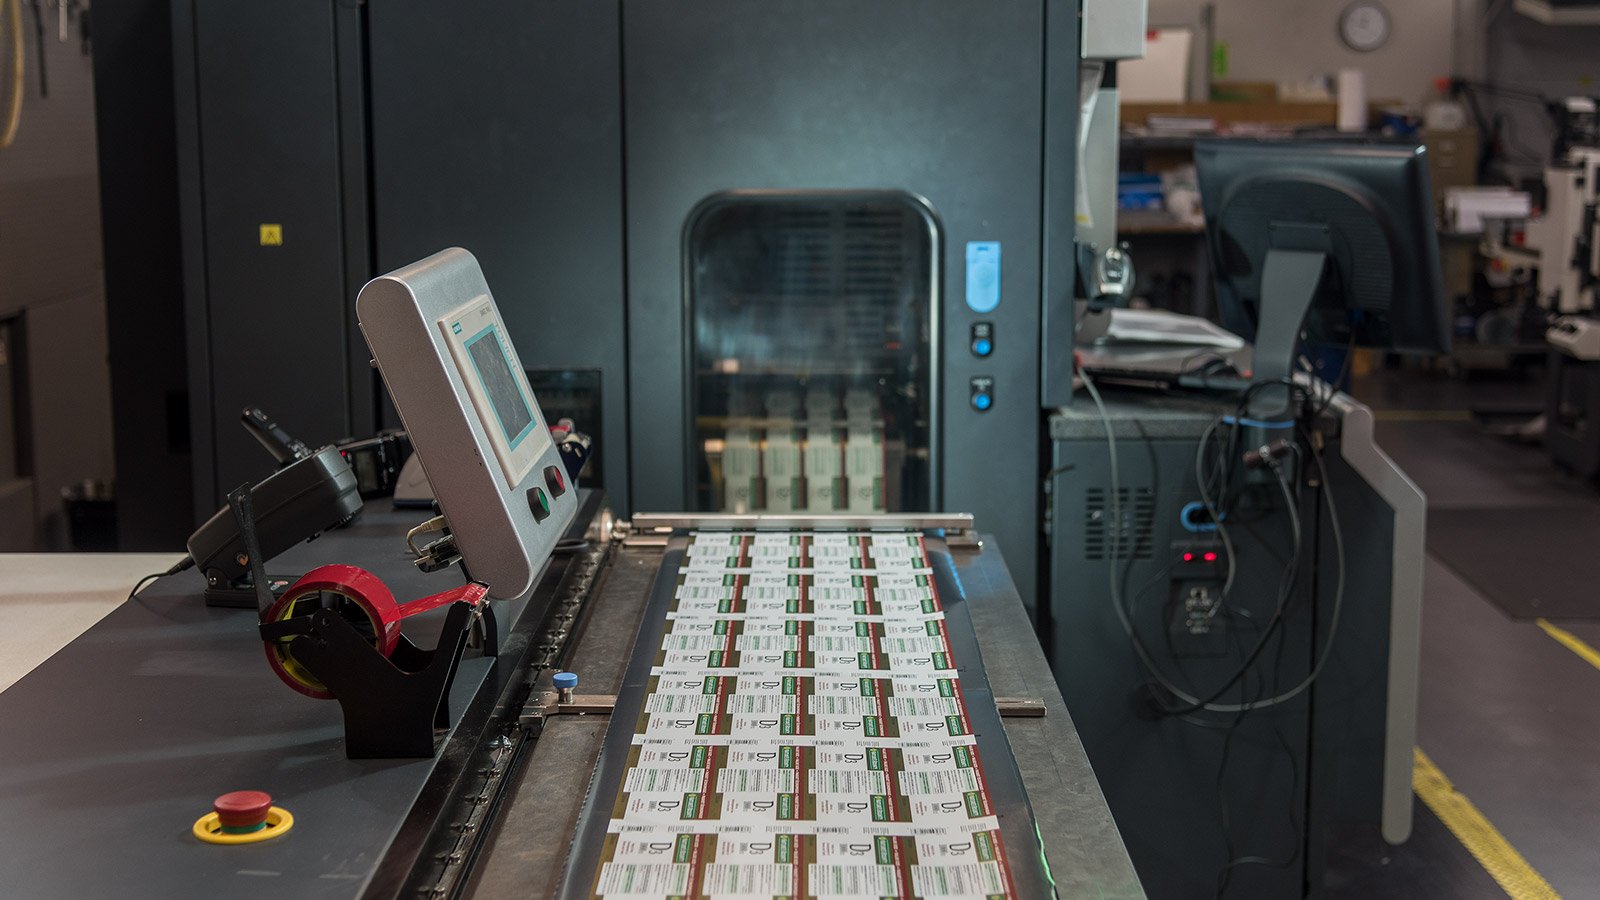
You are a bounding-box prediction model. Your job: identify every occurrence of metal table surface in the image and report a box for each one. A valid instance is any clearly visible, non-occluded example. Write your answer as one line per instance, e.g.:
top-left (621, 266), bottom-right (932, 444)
top-left (467, 536), bottom-right (1146, 900)
top-left (0, 512), bottom-right (1143, 898)
top-left (0, 509), bottom-right (552, 900)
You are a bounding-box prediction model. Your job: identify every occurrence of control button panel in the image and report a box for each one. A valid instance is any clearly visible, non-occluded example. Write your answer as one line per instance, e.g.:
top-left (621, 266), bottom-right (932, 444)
top-left (970, 321), bottom-right (994, 358)
top-left (969, 376), bottom-right (994, 412)
top-left (544, 464), bottom-right (567, 497)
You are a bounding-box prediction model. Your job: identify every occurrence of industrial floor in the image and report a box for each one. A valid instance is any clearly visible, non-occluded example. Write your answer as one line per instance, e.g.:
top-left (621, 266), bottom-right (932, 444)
top-left (1323, 363), bottom-right (1600, 899)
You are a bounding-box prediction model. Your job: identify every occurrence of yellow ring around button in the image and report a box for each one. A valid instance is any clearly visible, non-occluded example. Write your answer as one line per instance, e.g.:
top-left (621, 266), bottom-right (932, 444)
top-left (192, 806), bottom-right (295, 845)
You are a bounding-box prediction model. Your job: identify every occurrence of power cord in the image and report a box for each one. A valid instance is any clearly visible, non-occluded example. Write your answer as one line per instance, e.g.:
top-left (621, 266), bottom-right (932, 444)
top-left (127, 556), bottom-right (196, 603)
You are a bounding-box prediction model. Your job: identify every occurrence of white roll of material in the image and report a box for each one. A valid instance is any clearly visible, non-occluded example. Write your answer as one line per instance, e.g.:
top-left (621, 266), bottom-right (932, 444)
top-left (1337, 68), bottom-right (1368, 133)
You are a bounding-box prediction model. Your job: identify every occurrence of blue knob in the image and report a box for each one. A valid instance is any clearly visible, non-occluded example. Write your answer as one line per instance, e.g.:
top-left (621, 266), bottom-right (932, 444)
top-left (973, 393), bottom-right (993, 411)
top-left (972, 338), bottom-right (993, 357)
top-left (553, 672), bottom-right (578, 689)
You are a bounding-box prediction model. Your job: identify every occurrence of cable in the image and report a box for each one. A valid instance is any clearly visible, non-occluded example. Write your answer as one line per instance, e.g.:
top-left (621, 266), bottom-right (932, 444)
top-left (126, 556), bottom-right (196, 603)
top-left (1084, 370), bottom-right (1302, 715)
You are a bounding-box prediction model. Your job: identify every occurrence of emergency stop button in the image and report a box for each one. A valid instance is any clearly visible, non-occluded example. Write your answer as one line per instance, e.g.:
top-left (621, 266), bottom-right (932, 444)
top-left (544, 465), bottom-right (567, 497)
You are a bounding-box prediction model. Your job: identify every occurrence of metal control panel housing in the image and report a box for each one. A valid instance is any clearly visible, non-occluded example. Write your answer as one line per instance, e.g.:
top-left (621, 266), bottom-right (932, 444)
top-left (357, 248), bottom-right (576, 599)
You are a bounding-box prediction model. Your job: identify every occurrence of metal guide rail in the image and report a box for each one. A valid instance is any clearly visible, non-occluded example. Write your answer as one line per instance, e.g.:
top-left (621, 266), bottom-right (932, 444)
top-left (557, 527), bottom-right (1051, 900)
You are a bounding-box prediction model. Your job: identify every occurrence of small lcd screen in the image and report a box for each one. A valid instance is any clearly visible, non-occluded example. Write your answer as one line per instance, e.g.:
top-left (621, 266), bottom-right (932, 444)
top-left (465, 326), bottom-right (535, 447)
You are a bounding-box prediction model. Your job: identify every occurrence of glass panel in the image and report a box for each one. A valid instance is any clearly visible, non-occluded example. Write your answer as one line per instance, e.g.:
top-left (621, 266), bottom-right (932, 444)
top-left (686, 192), bottom-right (937, 513)
top-left (525, 368), bottom-right (604, 487)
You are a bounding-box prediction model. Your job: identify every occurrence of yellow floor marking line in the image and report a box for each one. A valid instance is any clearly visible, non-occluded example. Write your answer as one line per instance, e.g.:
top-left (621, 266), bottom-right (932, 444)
top-left (1537, 618), bottom-right (1600, 672)
top-left (1413, 747), bottom-right (1562, 900)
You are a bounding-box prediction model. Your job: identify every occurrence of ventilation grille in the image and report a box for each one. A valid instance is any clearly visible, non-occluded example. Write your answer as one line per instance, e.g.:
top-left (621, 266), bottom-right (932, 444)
top-left (1084, 487), bottom-right (1155, 560)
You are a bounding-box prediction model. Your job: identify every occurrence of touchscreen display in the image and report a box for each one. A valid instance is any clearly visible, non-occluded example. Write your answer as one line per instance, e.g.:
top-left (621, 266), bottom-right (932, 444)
top-left (465, 325), bottom-right (535, 446)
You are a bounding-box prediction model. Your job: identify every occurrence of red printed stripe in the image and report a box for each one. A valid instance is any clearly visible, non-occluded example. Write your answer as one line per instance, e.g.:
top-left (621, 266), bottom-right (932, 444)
top-left (893, 834), bottom-right (914, 900)
top-left (990, 829), bottom-right (1018, 898)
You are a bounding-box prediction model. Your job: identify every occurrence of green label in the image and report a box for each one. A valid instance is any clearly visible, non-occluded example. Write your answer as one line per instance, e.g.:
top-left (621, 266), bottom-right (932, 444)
top-left (778, 793), bottom-right (795, 820)
top-left (851, 575), bottom-right (865, 588)
top-left (780, 745), bottom-right (795, 769)
top-left (945, 715), bottom-right (966, 735)
top-left (782, 676), bottom-right (796, 695)
top-left (675, 834), bottom-right (694, 863)
top-left (875, 835), bottom-right (895, 865)
top-left (864, 716), bottom-right (881, 737)
top-left (974, 831), bottom-right (996, 862)
top-left (781, 714), bottom-right (797, 735)
top-left (963, 790), bottom-right (985, 817)
top-left (786, 598), bottom-right (800, 613)
top-left (954, 745), bottom-right (974, 768)
top-left (915, 574), bottom-right (929, 587)
top-left (860, 678), bottom-right (876, 697)
top-left (691, 745), bottom-right (709, 768)
top-left (708, 650), bottom-right (724, 667)
top-left (867, 747), bottom-right (884, 771)
top-left (871, 794), bottom-right (889, 821)
top-left (787, 574), bottom-right (800, 586)
top-left (704, 676), bottom-right (719, 694)
top-left (921, 598), bottom-right (937, 613)
top-left (776, 833), bottom-right (793, 863)
top-left (856, 621), bottom-right (871, 637)
top-left (785, 620), bottom-right (799, 636)
top-left (938, 678), bottom-right (955, 698)
top-left (853, 601), bottom-right (868, 616)
top-left (783, 650), bottom-right (799, 668)
top-left (718, 598), bottom-right (733, 613)
top-left (714, 620), bottom-right (728, 635)
top-left (683, 793), bottom-right (701, 820)
top-left (926, 621), bottom-right (942, 637)
top-left (933, 652), bottom-right (951, 670)
top-left (696, 714), bottom-right (714, 734)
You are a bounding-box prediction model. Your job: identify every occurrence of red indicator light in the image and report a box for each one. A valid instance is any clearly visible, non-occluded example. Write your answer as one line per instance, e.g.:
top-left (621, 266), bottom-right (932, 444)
top-left (1182, 552), bottom-right (1195, 562)
top-left (1203, 552), bottom-right (1218, 563)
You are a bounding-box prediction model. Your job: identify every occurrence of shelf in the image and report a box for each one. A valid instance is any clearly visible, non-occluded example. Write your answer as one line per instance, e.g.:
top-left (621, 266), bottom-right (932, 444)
top-left (1117, 210), bottom-right (1205, 235)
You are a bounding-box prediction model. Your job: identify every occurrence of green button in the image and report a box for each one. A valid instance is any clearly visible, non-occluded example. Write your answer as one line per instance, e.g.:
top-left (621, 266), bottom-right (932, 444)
top-left (529, 487), bottom-right (550, 522)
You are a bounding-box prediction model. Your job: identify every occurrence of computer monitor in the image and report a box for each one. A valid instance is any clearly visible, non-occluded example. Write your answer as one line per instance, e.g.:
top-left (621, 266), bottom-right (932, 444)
top-left (1195, 139), bottom-right (1449, 416)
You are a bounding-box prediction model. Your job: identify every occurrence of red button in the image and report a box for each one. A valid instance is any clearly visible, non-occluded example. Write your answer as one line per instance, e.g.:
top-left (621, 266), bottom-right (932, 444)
top-left (214, 791), bottom-right (273, 829)
top-left (544, 465), bottom-right (566, 497)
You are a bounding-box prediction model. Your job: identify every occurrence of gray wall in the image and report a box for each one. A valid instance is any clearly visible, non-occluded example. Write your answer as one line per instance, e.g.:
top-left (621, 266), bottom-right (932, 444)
top-left (1482, 5), bottom-right (1600, 181)
top-left (1147, 0), bottom-right (1457, 107)
top-left (0, 4), bottom-right (113, 550)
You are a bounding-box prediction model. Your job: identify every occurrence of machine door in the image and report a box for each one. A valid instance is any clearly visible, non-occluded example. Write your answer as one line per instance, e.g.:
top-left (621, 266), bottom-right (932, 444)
top-left (686, 192), bottom-right (937, 513)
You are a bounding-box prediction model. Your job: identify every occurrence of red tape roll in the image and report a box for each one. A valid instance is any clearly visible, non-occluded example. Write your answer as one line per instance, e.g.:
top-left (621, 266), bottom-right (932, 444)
top-left (262, 565), bottom-right (487, 699)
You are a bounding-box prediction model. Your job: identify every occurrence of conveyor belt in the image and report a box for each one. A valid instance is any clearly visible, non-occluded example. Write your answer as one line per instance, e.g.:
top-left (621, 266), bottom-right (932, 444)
top-left (558, 530), bottom-right (1052, 899)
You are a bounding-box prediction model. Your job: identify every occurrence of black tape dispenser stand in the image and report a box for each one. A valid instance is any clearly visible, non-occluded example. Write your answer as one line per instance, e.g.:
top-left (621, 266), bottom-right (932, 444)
top-left (228, 482), bottom-right (500, 759)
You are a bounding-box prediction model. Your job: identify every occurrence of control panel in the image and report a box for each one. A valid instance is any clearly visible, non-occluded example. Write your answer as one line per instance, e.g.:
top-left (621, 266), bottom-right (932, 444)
top-left (970, 321), bottom-right (994, 358)
top-left (356, 248), bottom-right (578, 599)
top-left (970, 375), bottom-right (995, 412)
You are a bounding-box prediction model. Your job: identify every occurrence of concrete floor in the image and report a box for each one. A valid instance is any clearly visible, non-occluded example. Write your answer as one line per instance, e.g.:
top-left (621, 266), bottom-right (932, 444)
top-left (1326, 365), bottom-right (1600, 898)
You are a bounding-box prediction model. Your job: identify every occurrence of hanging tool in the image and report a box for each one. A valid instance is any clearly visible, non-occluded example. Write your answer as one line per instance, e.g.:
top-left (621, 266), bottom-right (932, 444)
top-left (27, 0), bottom-right (44, 98)
top-left (0, 0), bottom-right (21, 147)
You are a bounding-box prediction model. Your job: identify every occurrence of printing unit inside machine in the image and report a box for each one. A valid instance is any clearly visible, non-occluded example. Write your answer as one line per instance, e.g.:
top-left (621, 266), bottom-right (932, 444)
top-left (0, 3), bottom-right (1456, 899)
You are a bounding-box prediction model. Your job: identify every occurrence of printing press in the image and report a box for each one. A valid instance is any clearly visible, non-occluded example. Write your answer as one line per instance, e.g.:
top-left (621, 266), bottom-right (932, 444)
top-left (0, 250), bottom-right (1143, 900)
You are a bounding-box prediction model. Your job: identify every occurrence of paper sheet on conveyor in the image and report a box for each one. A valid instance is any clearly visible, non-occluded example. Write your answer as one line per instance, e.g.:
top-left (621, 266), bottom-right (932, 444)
top-left (559, 530), bottom-right (1051, 900)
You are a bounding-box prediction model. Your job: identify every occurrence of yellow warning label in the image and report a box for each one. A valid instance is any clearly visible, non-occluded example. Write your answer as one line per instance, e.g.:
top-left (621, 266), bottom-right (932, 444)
top-left (259, 224), bottom-right (283, 246)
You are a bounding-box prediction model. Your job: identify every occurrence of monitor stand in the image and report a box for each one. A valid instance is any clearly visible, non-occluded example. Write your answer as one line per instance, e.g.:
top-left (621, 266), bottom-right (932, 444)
top-left (1250, 248), bottom-right (1328, 421)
